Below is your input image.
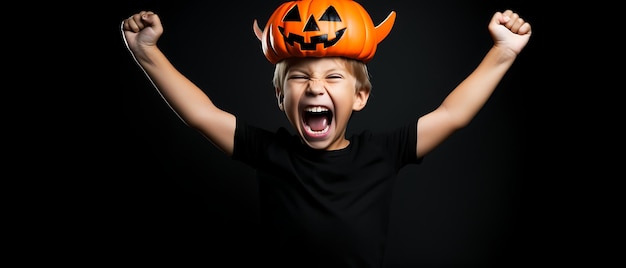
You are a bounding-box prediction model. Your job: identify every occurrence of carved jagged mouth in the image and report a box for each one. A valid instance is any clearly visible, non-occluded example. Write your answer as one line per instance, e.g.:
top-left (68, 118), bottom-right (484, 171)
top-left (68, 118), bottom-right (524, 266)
top-left (278, 26), bottom-right (346, 50)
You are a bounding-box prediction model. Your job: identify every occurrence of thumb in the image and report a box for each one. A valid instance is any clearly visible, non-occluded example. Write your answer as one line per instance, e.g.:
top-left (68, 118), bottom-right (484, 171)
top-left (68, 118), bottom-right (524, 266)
top-left (493, 11), bottom-right (510, 26)
top-left (141, 12), bottom-right (161, 27)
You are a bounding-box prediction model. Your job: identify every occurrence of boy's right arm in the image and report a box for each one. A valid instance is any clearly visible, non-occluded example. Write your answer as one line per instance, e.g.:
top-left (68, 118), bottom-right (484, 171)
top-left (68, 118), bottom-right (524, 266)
top-left (122, 11), bottom-right (236, 156)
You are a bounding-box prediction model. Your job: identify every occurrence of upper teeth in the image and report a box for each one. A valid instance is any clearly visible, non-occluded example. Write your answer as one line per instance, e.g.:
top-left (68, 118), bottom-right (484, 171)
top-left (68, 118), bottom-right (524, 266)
top-left (305, 107), bottom-right (328, 113)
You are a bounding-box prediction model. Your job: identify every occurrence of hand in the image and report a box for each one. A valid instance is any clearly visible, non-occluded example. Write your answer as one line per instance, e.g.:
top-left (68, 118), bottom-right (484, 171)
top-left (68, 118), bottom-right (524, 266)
top-left (489, 10), bottom-right (532, 55)
top-left (121, 11), bottom-right (163, 53)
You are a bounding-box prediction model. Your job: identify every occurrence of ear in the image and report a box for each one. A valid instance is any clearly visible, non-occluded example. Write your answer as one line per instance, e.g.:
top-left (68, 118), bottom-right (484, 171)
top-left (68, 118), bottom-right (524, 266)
top-left (275, 87), bottom-right (284, 111)
top-left (352, 88), bottom-right (370, 111)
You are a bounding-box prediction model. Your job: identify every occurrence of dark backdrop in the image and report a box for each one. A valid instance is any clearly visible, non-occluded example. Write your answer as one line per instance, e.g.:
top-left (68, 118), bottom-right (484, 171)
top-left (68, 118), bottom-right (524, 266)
top-left (113, 1), bottom-right (546, 266)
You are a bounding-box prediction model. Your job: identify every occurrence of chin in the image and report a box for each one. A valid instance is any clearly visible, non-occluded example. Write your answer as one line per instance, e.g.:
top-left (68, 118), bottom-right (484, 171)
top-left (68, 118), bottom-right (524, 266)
top-left (302, 138), bottom-right (332, 151)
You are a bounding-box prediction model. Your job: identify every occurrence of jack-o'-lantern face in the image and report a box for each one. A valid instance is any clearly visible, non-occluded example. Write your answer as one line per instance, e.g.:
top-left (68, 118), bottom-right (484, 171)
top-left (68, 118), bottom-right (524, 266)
top-left (280, 5), bottom-right (345, 51)
top-left (254, 0), bottom-right (396, 64)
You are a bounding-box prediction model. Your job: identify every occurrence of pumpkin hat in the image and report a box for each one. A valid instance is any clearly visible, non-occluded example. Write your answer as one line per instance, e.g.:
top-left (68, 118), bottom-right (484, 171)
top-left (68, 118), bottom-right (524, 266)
top-left (253, 0), bottom-right (396, 64)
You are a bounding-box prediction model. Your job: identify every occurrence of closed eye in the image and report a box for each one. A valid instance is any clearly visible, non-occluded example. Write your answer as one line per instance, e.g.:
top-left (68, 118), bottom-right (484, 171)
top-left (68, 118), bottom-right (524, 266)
top-left (288, 75), bottom-right (309, 80)
top-left (325, 74), bottom-right (344, 82)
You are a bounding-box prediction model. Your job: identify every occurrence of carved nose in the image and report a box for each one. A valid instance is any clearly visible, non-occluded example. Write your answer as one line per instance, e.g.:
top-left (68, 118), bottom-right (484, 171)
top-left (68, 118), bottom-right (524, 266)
top-left (304, 15), bottom-right (320, 32)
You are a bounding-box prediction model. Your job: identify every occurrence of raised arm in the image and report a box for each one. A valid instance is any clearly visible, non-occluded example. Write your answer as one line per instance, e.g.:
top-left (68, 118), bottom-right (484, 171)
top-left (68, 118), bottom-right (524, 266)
top-left (122, 11), bottom-right (237, 156)
top-left (415, 10), bottom-right (531, 158)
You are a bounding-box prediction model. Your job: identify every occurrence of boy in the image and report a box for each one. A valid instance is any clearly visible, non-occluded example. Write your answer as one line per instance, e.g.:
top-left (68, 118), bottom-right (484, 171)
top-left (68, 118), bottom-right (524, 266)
top-left (121, 1), bottom-right (531, 267)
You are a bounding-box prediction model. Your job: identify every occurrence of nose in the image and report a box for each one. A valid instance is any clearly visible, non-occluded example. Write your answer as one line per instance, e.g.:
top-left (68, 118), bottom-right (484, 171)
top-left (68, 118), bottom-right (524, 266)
top-left (306, 78), bottom-right (325, 96)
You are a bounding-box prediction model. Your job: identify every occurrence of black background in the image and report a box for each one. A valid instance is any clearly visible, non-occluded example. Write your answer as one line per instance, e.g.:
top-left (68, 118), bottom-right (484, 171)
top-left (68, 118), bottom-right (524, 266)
top-left (109, 1), bottom-right (563, 266)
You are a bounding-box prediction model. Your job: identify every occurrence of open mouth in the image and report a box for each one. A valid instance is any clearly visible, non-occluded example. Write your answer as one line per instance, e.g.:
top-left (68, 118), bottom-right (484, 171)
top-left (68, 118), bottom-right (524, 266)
top-left (303, 106), bottom-right (332, 137)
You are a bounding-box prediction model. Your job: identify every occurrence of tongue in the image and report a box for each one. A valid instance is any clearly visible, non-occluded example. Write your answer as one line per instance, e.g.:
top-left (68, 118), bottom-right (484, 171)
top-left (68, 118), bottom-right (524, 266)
top-left (308, 116), bottom-right (328, 131)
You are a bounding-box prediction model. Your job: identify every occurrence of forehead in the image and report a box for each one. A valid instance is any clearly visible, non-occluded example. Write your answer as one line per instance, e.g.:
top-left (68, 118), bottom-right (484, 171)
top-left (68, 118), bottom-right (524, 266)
top-left (287, 57), bottom-right (349, 72)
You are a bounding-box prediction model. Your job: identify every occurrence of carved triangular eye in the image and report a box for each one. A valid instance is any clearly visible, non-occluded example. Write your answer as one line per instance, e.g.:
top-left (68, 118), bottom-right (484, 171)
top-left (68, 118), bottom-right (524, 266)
top-left (319, 6), bottom-right (341, 22)
top-left (283, 6), bottom-right (301, 21)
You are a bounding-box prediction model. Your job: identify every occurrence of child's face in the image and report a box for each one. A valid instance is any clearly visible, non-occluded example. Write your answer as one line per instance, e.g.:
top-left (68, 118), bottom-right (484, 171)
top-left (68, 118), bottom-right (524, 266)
top-left (280, 57), bottom-right (369, 151)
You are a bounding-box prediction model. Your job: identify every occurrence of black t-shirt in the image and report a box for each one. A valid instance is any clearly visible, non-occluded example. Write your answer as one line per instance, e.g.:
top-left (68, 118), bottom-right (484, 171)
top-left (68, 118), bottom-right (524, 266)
top-left (233, 119), bottom-right (421, 268)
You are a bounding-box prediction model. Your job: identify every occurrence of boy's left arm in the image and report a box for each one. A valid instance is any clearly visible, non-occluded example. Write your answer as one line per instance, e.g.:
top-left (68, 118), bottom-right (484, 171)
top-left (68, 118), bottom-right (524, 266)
top-left (415, 10), bottom-right (531, 158)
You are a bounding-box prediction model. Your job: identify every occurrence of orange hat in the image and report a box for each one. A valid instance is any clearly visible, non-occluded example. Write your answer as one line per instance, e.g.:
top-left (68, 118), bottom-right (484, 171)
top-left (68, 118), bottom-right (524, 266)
top-left (253, 0), bottom-right (396, 64)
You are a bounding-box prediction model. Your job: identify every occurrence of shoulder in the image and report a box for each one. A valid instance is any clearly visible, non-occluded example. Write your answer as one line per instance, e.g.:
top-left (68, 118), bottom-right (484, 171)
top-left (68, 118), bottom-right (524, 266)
top-left (352, 120), bottom-right (417, 144)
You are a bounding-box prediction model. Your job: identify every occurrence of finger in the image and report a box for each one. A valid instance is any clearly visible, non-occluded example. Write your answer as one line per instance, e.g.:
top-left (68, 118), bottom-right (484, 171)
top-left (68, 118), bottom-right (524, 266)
top-left (509, 16), bottom-right (528, 34)
top-left (518, 22), bottom-right (532, 35)
top-left (501, 10), bottom-right (514, 20)
top-left (123, 14), bottom-right (141, 32)
top-left (504, 12), bottom-right (520, 29)
top-left (131, 13), bottom-right (147, 30)
top-left (123, 11), bottom-right (155, 32)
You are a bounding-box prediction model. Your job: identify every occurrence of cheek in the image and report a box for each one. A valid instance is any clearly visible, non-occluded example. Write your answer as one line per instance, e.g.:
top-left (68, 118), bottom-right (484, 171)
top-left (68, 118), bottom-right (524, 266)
top-left (329, 83), bottom-right (357, 103)
top-left (281, 89), bottom-right (296, 106)
top-left (282, 93), bottom-right (300, 118)
top-left (282, 85), bottom-right (305, 104)
top-left (330, 89), bottom-right (358, 117)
